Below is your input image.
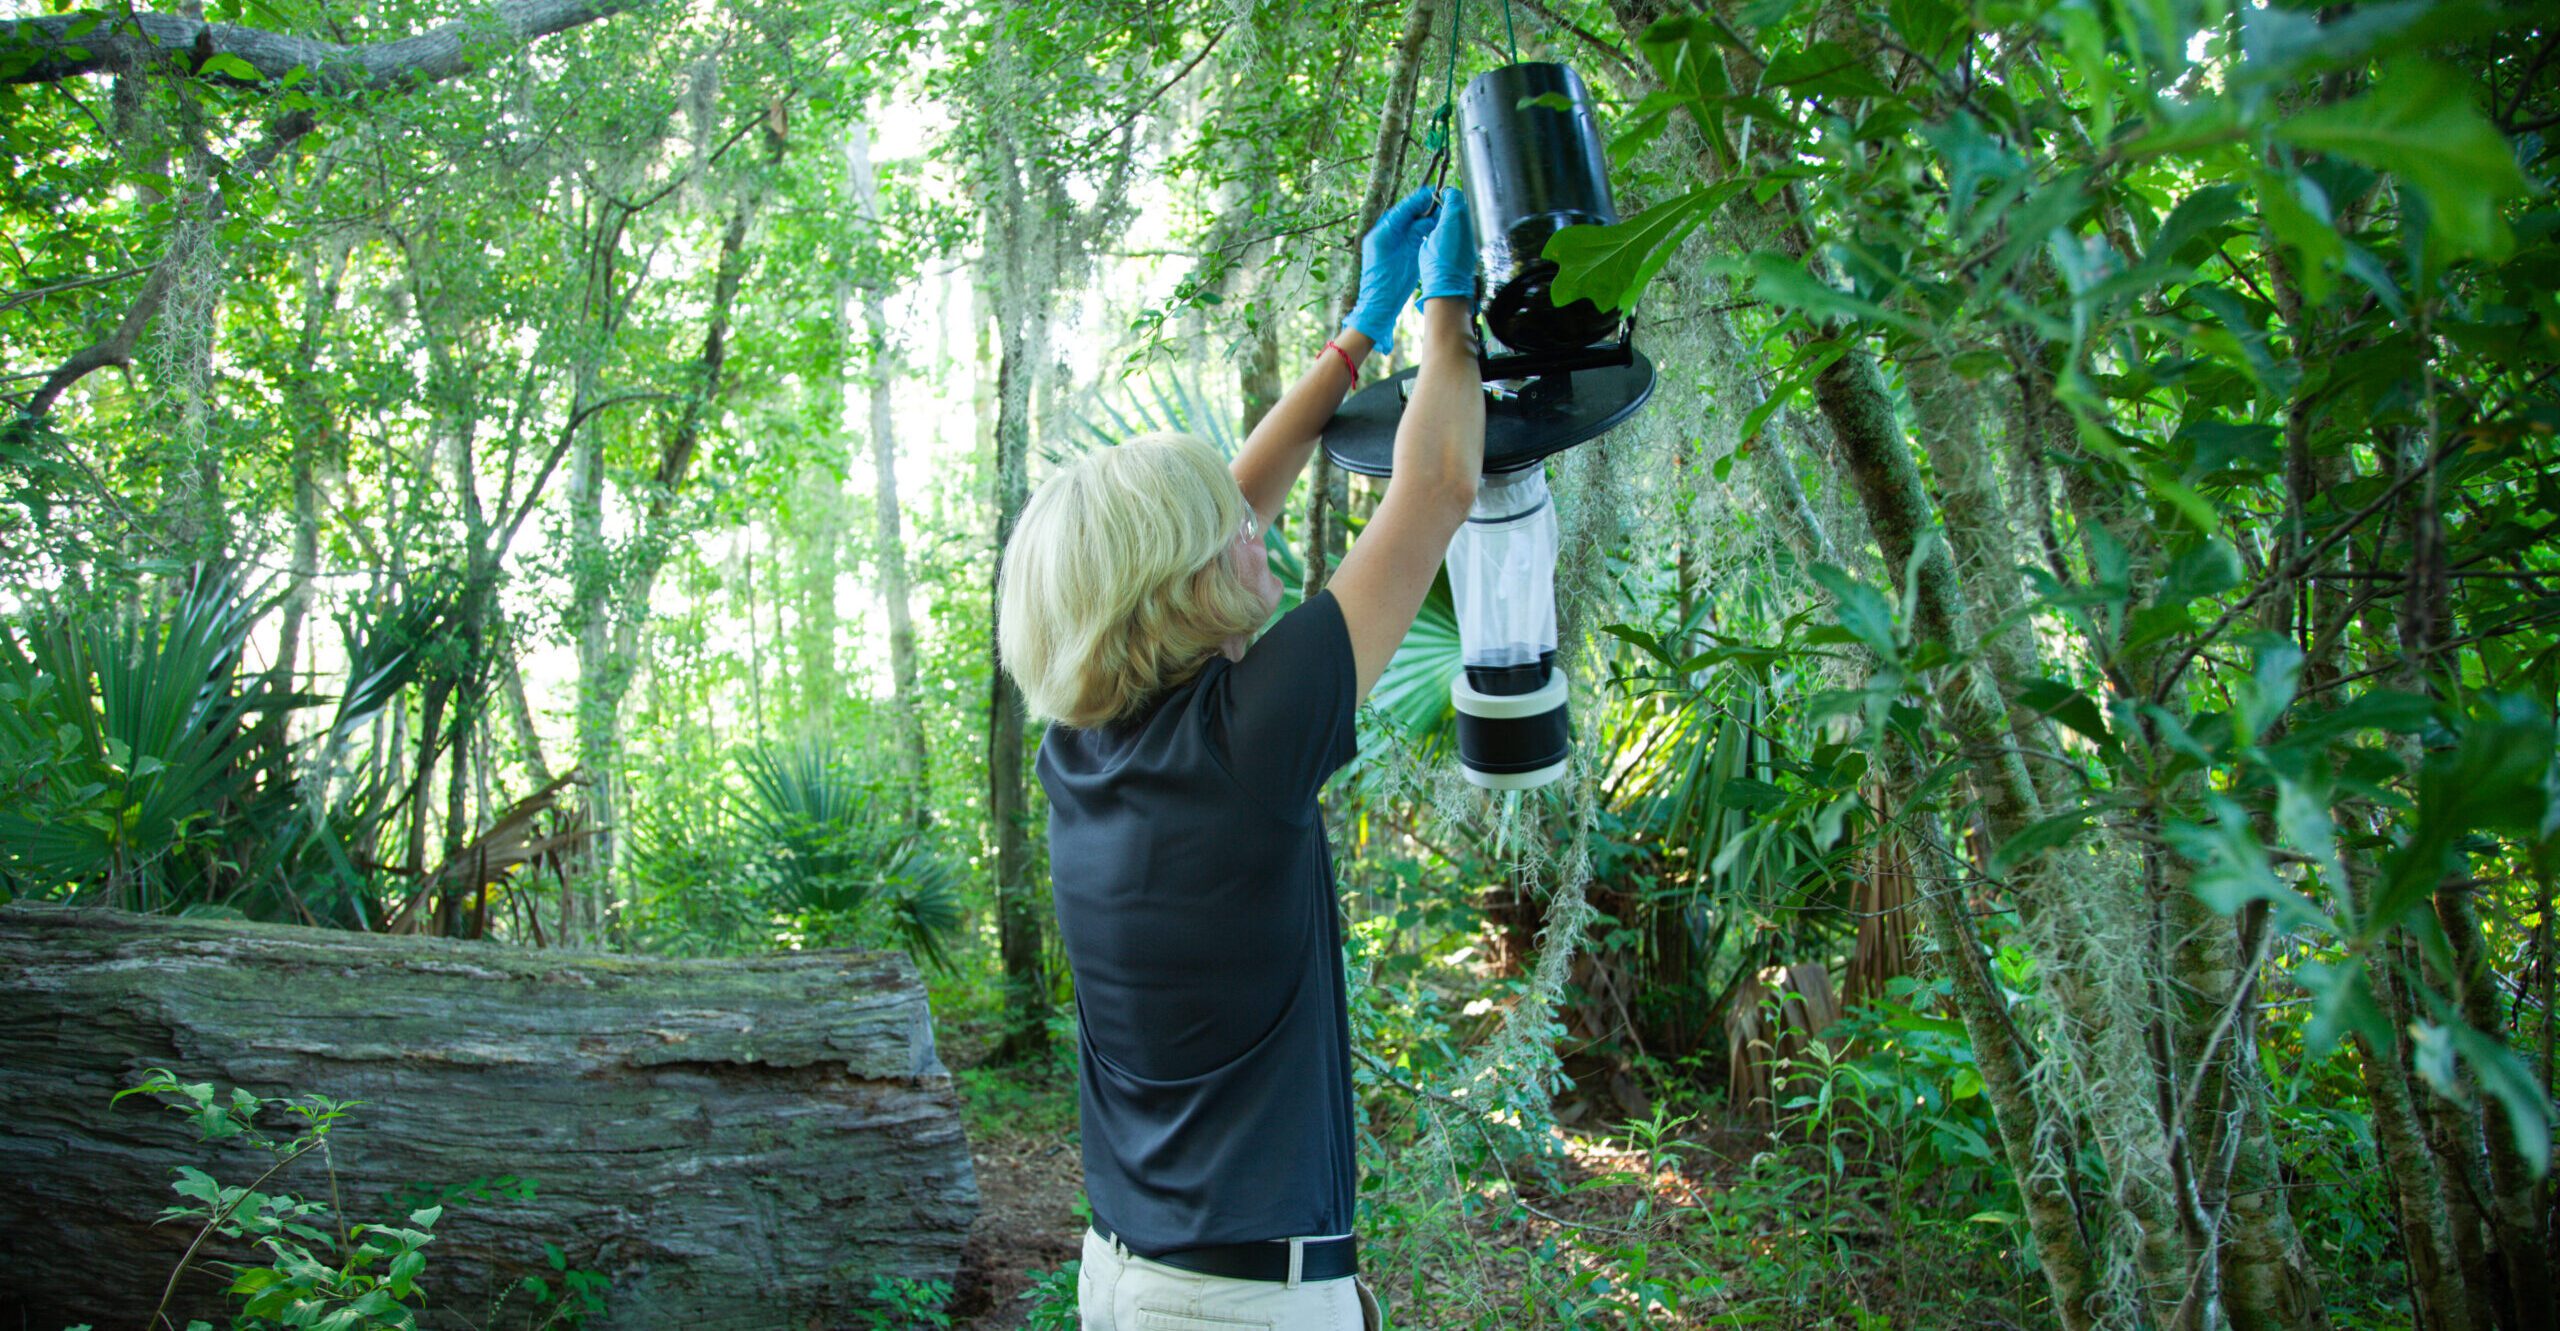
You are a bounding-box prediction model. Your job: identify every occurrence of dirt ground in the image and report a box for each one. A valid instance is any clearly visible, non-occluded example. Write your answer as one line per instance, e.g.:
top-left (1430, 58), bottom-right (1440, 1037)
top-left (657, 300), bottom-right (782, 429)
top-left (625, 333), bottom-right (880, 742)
top-left (948, 1118), bottom-right (1084, 1327)
top-left (937, 1072), bottom-right (1763, 1330)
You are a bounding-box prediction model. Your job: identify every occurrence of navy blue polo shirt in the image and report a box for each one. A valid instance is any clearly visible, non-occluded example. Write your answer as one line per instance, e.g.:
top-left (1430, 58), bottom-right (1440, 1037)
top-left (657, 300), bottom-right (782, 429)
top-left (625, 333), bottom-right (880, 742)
top-left (1036, 590), bottom-right (1360, 1255)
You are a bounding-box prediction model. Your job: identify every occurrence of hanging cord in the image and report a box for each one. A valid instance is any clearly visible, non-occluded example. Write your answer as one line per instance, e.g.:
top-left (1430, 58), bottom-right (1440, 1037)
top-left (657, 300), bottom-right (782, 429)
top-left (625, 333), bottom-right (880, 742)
top-left (1418, 0), bottom-right (1466, 210)
top-left (1418, 0), bottom-right (1524, 210)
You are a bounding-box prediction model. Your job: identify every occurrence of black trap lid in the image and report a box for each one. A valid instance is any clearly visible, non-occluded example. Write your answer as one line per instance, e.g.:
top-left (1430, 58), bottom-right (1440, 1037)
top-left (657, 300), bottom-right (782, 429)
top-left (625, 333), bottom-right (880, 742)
top-left (1321, 348), bottom-right (1655, 478)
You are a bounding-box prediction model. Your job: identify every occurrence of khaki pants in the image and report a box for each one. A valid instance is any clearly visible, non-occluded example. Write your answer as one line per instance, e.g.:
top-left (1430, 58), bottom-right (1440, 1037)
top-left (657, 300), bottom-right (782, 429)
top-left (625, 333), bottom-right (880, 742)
top-left (1078, 1229), bottom-right (1384, 1331)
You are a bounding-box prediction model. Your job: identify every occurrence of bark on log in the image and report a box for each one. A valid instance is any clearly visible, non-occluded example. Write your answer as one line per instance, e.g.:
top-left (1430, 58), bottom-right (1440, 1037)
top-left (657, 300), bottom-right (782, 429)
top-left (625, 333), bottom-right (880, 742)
top-left (0, 903), bottom-right (976, 1330)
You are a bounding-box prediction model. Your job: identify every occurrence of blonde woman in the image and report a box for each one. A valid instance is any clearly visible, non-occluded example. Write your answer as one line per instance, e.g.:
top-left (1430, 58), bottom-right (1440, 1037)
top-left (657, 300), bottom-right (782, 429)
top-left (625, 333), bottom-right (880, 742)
top-left (997, 186), bottom-right (1483, 1330)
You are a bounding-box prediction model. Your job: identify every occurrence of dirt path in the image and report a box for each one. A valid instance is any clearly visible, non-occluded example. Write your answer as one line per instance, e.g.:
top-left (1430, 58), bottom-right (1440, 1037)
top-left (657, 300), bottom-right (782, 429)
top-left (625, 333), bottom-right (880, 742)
top-left (950, 1123), bottom-right (1084, 1327)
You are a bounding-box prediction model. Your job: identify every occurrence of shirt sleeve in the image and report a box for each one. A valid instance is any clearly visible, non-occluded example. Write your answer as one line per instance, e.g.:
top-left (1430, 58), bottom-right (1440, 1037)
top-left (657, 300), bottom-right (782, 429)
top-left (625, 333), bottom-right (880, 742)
top-left (1207, 590), bottom-right (1359, 815)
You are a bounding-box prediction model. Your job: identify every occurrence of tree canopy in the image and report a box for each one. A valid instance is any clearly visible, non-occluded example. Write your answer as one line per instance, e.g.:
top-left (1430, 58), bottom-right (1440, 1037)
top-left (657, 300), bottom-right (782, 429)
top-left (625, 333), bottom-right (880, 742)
top-left (2, 0), bottom-right (2554, 1327)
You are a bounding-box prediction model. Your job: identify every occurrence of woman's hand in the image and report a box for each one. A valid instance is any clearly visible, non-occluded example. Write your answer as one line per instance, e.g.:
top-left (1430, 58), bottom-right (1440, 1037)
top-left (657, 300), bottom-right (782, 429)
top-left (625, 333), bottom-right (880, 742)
top-left (1415, 187), bottom-right (1476, 310)
top-left (1341, 187), bottom-right (1438, 355)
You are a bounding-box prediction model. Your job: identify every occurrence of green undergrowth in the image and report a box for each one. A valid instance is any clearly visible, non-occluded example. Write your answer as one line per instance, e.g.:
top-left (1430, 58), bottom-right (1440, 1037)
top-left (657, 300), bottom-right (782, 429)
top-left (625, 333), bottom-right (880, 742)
top-left (91, 1070), bottom-right (608, 1331)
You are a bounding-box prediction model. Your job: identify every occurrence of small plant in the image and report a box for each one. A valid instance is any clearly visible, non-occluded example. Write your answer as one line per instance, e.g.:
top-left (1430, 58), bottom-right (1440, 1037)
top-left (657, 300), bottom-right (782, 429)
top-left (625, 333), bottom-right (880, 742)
top-left (111, 1070), bottom-right (609, 1330)
top-left (858, 1275), bottom-right (954, 1329)
top-left (1014, 1261), bottom-right (1080, 1331)
top-left (115, 1068), bottom-right (436, 1331)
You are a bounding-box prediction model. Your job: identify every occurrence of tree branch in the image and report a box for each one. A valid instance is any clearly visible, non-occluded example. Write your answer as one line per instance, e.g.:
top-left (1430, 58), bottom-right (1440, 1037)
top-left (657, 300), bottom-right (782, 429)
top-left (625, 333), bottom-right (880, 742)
top-left (13, 0), bottom-right (644, 418)
top-left (3, 0), bottom-right (650, 91)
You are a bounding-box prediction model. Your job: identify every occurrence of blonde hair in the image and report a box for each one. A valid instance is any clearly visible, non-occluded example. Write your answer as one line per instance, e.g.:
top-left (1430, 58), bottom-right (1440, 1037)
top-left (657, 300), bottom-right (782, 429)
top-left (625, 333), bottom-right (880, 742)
top-left (998, 431), bottom-right (1269, 728)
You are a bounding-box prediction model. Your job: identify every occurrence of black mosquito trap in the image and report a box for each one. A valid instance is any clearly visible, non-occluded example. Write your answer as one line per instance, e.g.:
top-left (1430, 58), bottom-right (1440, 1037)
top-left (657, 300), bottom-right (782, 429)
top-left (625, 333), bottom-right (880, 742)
top-left (1323, 61), bottom-right (1658, 792)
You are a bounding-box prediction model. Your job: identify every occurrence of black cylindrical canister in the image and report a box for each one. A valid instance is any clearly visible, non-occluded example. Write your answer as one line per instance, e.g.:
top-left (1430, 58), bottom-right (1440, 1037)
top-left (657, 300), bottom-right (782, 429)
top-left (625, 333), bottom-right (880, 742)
top-left (1457, 63), bottom-right (1622, 354)
top-left (1451, 668), bottom-right (1570, 790)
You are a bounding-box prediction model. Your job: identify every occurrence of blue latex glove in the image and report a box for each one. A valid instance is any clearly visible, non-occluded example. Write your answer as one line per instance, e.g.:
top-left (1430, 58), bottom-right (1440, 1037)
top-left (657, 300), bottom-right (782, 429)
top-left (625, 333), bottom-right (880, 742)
top-left (1416, 187), bottom-right (1476, 309)
top-left (1341, 186), bottom-right (1437, 355)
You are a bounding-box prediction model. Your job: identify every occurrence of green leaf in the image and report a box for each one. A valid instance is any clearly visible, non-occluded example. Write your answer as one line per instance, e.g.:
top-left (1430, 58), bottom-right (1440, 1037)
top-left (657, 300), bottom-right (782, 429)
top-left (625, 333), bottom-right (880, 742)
top-left (2450, 1022), bottom-right (2553, 1180)
top-left (388, 1248), bottom-right (426, 1296)
top-left (1747, 252), bottom-right (1922, 333)
top-left (1988, 809), bottom-right (2095, 877)
top-left (2370, 694), bottom-right (2557, 934)
top-left (1720, 777), bottom-right (1788, 812)
top-left (2146, 183), bottom-right (2245, 267)
top-left (2167, 795), bottom-right (2325, 928)
top-left (172, 1165), bottom-right (223, 1207)
top-left (197, 51), bottom-right (262, 82)
top-left (1740, 338), bottom-right (1847, 443)
top-left (2275, 60), bottom-right (2531, 260)
top-left (1761, 41), bottom-right (1893, 99)
top-left (2017, 678), bottom-right (2117, 754)
top-left (2254, 169), bottom-right (2342, 306)
top-left (2177, 420), bottom-right (2281, 482)
top-left (1888, 0), bottom-right (1962, 59)
top-left (2298, 959), bottom-right (2392, 1057)
top-left (2236, 635), bottom-right (2303, 739)
top-left (1808, 564), bottom-right (1900, 659)
top-left (1542, 185), bottom-right (1735, 312)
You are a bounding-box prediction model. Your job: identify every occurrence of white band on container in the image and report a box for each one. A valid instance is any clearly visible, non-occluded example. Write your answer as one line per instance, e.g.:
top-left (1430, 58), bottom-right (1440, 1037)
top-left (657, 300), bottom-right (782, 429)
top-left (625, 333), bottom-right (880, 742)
top-left (1449, 670), bottom-right (1569, 719)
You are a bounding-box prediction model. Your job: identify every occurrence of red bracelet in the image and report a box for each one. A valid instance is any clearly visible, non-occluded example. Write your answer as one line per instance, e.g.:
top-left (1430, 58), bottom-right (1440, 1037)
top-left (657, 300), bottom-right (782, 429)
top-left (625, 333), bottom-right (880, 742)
top-left (1321, 339), bottom-right (1359, 383)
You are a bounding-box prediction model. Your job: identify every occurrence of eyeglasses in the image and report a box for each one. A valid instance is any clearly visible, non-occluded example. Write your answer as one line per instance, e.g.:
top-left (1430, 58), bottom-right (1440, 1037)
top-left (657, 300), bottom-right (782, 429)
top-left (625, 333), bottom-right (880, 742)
top-left (1239, 512), bottom-right (1259, 545)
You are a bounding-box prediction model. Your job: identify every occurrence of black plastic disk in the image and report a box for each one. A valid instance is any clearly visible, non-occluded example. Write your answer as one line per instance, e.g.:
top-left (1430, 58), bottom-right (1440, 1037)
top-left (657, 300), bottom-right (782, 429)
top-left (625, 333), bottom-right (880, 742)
top-left (1321, 349), bottom-right (1654, 478)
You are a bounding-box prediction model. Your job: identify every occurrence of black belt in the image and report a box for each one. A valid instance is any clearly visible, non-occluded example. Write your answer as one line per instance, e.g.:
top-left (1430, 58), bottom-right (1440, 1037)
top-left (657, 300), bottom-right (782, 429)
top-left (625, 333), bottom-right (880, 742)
top-left (1093, 1223), bottom-right (1358, 1283)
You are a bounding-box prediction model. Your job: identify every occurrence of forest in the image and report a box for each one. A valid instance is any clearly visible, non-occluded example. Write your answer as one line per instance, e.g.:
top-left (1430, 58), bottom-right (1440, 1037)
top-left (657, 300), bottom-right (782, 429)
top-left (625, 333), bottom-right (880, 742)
top-left (0, 0), bottom-right (2554, 1327)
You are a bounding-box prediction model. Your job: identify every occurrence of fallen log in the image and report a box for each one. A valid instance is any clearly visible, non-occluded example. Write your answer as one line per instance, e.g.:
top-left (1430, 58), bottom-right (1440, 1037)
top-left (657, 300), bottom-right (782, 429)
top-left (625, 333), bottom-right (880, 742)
top-left (0, 902), bottom-right (977, 1329)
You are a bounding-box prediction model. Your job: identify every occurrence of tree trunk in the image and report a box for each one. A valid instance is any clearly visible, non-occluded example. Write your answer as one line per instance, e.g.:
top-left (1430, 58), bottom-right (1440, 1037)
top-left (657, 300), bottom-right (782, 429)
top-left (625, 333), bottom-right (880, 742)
top-left (1902, 770), bottom-right (2104, 1331)
top-left (988, 304), bottom-right (1046, 1061)
top-left (846, 119), bottom-right (932, 828)
top-left (0, 902), bottom-right (973, 1331)
top-left (570, 111), bottom-right (784, 939)
top-left (2361, 923), bottom-right (2480, 1331)
top-left (1303, 0), bottom-right (1441, 600)
top-left (1241, 316), bottom-right (1282, 437)
top-left (258, 241), bottom-right (348, 793)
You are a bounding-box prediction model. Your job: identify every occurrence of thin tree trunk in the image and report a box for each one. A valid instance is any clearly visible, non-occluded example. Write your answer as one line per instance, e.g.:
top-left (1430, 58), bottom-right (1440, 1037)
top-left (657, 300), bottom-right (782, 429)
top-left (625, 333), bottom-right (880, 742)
top-left (2363, 917), bottom-right (2480, 1331)
top-left (571, 110), bottom-right (783, 940)
top-left (975, 35), bottom-right (1056, 1059)
top-left (984, 210), bottom-right (1052, 1053)
top-left (1241, 318), bottom-right (1281, 437)
top-left (1904, 770), bottom-right (2103, 1331)
top-left (498, 626), bottom-right (554, 787)
top-left (1304, 0), bottom-right (1441, 600)
top-left (846, 119), bottom-right (932, 828)
top-left (988, 304), bottom-right (1046, 1060)
top-left (260, 241), bottom-right (348, 789)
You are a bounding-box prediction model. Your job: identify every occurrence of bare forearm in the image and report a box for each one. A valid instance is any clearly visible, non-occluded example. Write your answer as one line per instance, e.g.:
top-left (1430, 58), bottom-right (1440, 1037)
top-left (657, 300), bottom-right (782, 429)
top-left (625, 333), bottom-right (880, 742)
top-left (1390, 299), bottom-right (1484, 502)
top-left (1328, 299), bottom-right (1484, 697)
top-left (1232, 329), bottom-right (1373, 525)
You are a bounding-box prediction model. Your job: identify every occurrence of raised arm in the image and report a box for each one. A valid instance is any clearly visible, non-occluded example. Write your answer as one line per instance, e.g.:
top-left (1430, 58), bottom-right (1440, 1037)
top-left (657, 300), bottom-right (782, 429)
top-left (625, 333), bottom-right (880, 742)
top-left (1229, 327), bottom-right (1370, 527)
top-left (1230, 187), bottom-right (1437, 527)
top-left (1329, 191), bottom-right (1485, 700)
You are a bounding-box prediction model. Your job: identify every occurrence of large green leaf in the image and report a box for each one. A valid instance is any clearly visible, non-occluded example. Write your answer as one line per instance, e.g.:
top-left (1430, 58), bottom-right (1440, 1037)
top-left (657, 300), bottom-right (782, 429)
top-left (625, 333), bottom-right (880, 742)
top-left (2275, 60), bottom-right (2531, 260)
top-left (1543, 182), bottom-right (1743, 313)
